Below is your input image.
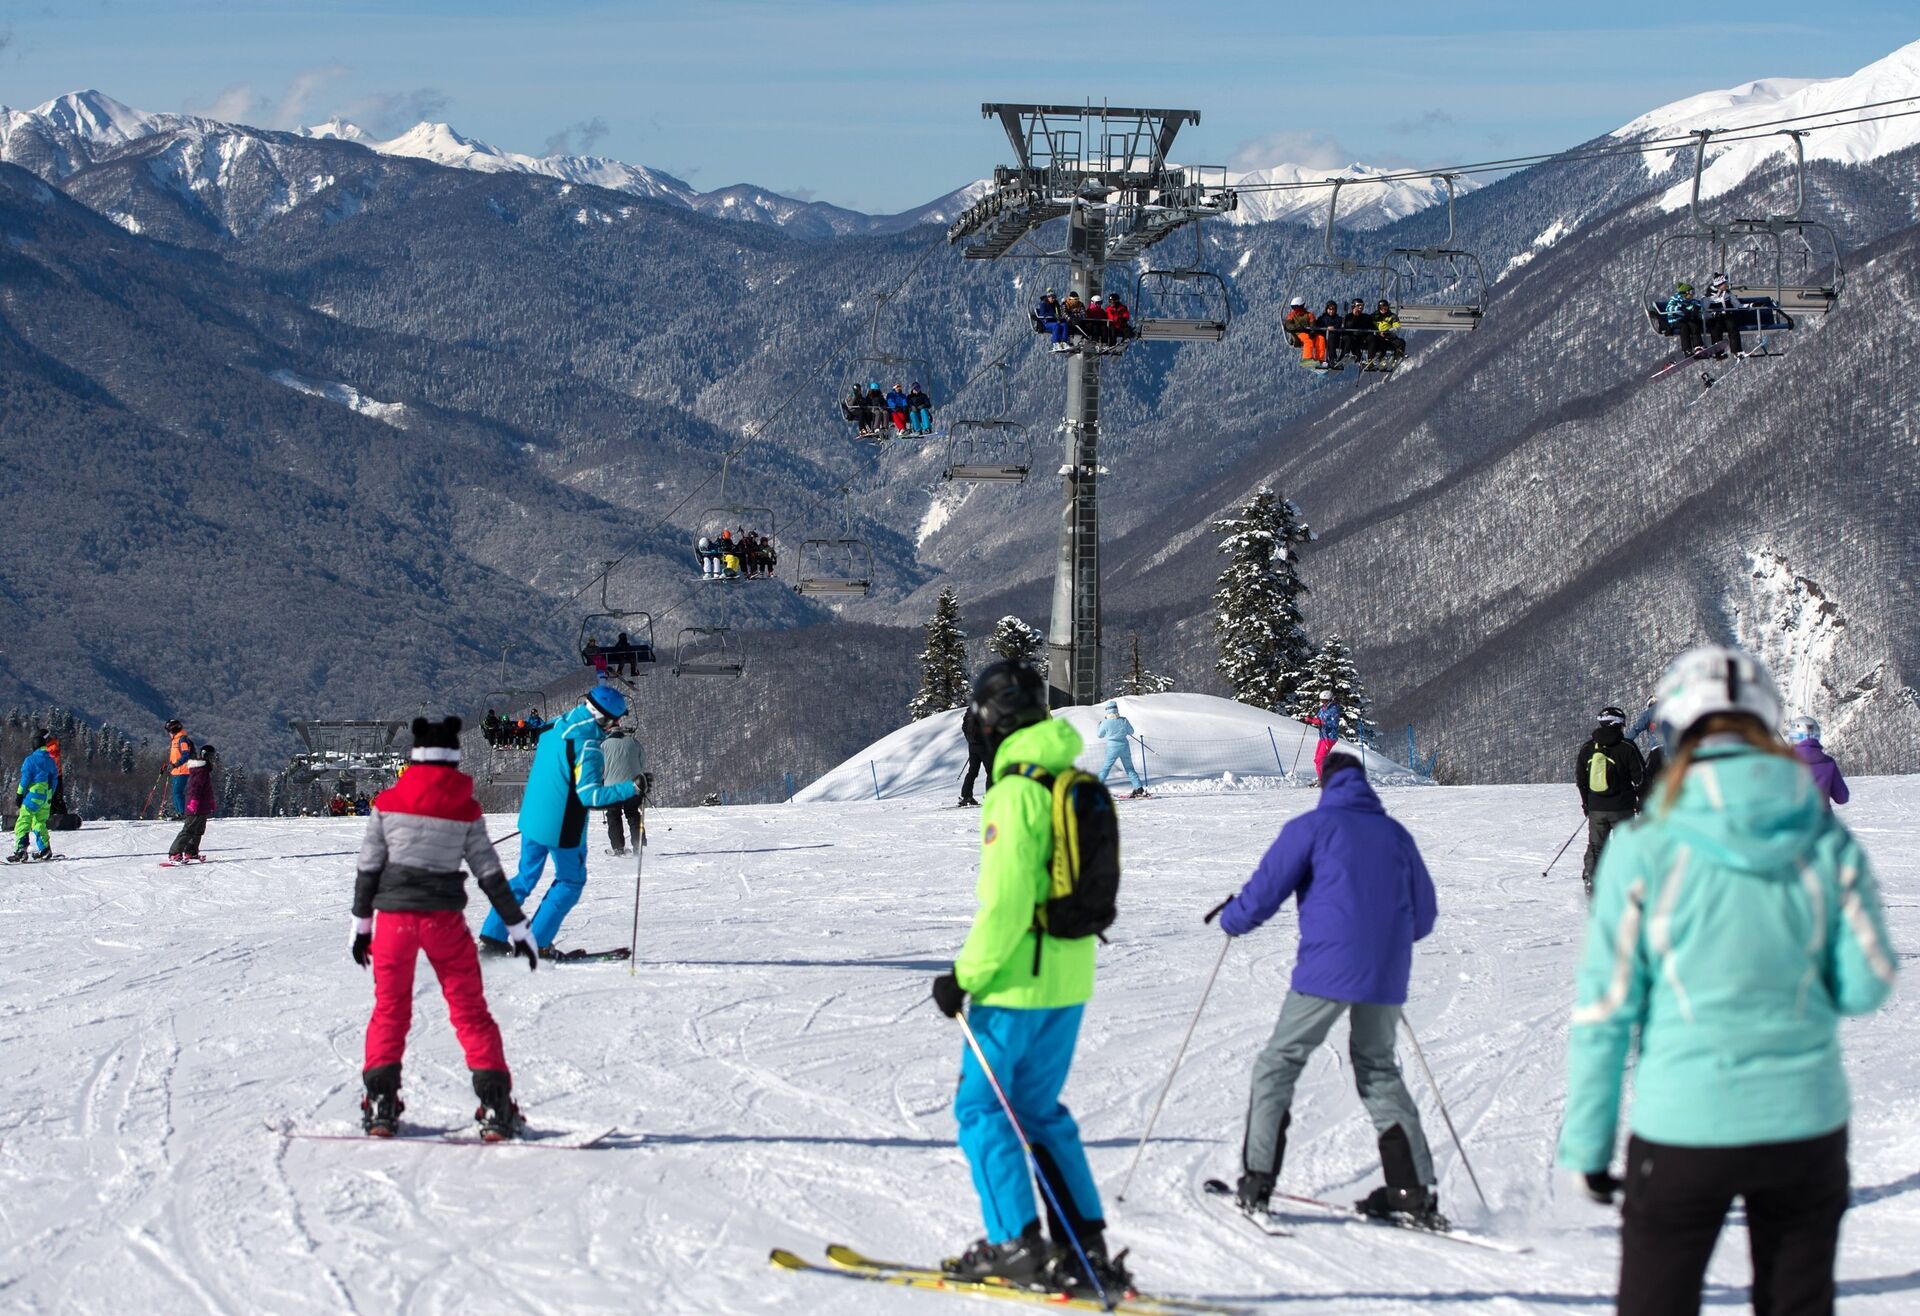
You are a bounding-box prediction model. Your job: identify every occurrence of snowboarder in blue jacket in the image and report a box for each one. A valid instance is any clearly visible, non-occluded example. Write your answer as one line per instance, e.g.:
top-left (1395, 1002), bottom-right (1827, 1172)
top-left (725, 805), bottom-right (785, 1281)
top-left (1094, 701), bottom-right (1147, 798)
top-left (478, 685), bottom-right (640, 957)
top-left (1213, 752), bottom-right (1442, 1225)
top-left (10, 734), bottom-right (60, 862)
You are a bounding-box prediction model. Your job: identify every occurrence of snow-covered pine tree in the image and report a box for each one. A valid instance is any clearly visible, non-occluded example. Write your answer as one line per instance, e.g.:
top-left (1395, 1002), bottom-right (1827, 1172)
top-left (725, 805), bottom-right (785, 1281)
top-left (986, 614), bottom-right (1048, 675)
top-left (1288, 634), bottom-right (1377, 743)
top-left (1213, 489), bottom-right (1316, 711)
top-left (908, 587), bottom-right (970, 719)
top-left (1113, 633), bottom-right (1174, 697)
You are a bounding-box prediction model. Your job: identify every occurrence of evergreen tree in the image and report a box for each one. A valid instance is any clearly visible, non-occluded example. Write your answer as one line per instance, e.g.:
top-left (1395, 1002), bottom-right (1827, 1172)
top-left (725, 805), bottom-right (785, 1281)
top-left (986, 614), bottom-right (1047, 675)
top-left (1112, 633), bottom-right (1174, 697)
top-left (908, 587), bottom-right (970, 720)
top-left (1289, 634), bottom-right (1377, 744)
top-left (1213, 489), bottom-right (1316, 711)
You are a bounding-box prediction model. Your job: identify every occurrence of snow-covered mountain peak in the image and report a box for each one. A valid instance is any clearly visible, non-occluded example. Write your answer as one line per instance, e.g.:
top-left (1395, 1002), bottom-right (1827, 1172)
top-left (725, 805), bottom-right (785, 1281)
top-left (1224, 160), bottom-right (1475, 229)
top-left (1614, 38), bottom-right (1920, 212)
top-left (28, 89), bottom-right (165, 145)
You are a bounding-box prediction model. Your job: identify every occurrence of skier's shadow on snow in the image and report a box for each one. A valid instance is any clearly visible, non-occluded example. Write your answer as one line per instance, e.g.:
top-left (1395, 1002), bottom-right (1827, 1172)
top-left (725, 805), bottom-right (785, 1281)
top-left (639, 1133), bottom-right (1219, 1149)
top-left (1853, 1167), bottom-right (1920, 1207)
top-left (661, 957), bottom-right (953, 971)
top-left (651, 844), bottom-right (835, 858)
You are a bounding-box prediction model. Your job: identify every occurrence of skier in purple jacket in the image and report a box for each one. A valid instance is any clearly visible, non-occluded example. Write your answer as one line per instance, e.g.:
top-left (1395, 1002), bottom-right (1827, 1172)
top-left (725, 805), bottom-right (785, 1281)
top-left (1786, 717), bottom-right (1850, 807)
top-left (1211, 752), bottom-right (1444, 1226)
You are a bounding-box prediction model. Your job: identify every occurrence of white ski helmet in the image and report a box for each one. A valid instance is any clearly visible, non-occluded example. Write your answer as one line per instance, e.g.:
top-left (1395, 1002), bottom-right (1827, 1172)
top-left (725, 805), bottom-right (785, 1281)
top-left (1786, 715), bottom-right (1821, 744)
top-left (1652, 646), bottom-right (1782, 747)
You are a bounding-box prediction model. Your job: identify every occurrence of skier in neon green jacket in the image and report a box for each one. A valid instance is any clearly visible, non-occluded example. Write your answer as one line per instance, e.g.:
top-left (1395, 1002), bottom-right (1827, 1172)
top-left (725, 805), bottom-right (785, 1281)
top-left (1557, 646), bottom-right (1896, 1316)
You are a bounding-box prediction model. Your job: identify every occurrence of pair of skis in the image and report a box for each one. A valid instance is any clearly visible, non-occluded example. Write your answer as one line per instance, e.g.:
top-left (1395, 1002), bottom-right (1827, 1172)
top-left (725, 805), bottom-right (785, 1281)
top-left (1200, 1178), bottom-right (1530, 1254)
top-left (770, 1244), bottom-right (1243, 1315)
top-left (266, 1118), bottom-right (623, 1149)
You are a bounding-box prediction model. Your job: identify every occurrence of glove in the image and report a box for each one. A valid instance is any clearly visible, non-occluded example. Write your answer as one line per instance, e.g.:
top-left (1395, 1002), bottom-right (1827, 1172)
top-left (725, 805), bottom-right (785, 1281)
top-left (1581, 1170), bottom-right (1623, 1205)
top-left (186, 800), bottom-right (200, 815)
top-left (350, 916), bottom-right (373, 968)
top-left (1203, 895), bottom-right (1234, 926)
top-left (931, 970), bottom-right (966, 1018)
top-left (505, 919), bottom-right (539, 972)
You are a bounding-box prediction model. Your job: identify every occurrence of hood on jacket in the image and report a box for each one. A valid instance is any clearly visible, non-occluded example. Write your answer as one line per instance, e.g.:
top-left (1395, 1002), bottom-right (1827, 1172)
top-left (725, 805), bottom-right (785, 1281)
top-left (1592, 724), bottom-right (1624, 748)
top-left (1660, 746), bottom-right (1826, 873)
top-left (1792, 739), bottom-right (1832, 763)
top-left (992, 716), bottom-right (1085, 778)
top-left (374, 761), bottom-right (483, 822)
top-left (1316, 766), bottom-right (1385, 816)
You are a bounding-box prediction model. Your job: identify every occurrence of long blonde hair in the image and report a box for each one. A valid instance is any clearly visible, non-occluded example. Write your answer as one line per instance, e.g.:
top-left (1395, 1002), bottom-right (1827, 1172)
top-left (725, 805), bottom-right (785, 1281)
top-left (1659, 712), bottom-right (1797, 813)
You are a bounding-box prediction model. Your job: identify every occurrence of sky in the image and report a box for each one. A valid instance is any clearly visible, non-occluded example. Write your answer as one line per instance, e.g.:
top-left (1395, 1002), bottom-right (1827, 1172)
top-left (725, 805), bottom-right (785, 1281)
top-left (4, 1), bottom-right (1914, 212)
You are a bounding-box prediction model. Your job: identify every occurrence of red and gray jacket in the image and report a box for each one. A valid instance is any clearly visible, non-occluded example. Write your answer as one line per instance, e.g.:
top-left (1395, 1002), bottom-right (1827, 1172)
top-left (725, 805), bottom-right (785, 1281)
top-left (352, 763), bottom-right (525, 923)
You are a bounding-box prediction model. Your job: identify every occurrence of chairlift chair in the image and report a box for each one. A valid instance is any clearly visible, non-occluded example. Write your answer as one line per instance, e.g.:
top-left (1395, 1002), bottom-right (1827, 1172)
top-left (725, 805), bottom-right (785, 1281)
top-left (1387, 176), bottom-right (1485, 333)
top-left (574, 569), bottom-right (657, 673)
top-left (944, 418), bottom-right (1032, 482)
top-left (673, 626), bottom-right (745, 678)
top-left (792, 490), bottom-right (875, 596)
top-left (480, 688), bottom-right (546, 784)
top-left (844, 292), bottom-right (937, 439)
top-left (1721, 131), bottom-right (1843, 316)
top-left (693, 456), bottom-right (780, 583)
top-left (1131, 268), bottom-right (1230, 342)
top-left (1286, 177), bottom-right (1402, 320)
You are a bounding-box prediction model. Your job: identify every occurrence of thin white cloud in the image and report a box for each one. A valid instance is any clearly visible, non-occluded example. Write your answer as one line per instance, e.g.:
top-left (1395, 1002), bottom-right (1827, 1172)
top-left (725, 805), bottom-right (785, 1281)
top-left (1229, 129), bottom-right (1355, 171)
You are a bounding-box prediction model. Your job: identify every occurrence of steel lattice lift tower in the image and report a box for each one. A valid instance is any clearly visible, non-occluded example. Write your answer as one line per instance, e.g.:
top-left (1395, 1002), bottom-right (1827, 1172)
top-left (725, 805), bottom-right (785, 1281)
top-left (948, 104), bottom-right (1235, 706)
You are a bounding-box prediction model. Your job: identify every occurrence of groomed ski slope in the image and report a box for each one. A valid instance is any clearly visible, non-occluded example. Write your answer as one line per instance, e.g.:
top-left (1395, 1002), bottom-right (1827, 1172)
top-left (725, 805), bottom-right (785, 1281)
top-left (2, 780), bottom-right (1914, 1314)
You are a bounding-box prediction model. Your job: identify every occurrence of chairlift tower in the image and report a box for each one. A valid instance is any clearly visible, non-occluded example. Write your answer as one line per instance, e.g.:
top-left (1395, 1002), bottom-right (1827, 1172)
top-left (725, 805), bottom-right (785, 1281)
top-left (948, 104), bottom-right (1234, 706)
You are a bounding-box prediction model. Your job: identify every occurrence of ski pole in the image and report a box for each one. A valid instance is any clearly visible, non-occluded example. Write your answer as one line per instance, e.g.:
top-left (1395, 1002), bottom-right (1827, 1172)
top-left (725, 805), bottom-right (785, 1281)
top-left (628, 803), bottom-right (646, 979)
top-left (955, 1013), bottom-right (1114, 1312)
top-left (1116, 936), bottom-right (1230, 1203)
top-left (1541, 821), bottom-right (1583, 877)
top-left (1399, 1016), bottom-right (1489, 1213)
top-left (1289, 730), bottom-right (1307, 782)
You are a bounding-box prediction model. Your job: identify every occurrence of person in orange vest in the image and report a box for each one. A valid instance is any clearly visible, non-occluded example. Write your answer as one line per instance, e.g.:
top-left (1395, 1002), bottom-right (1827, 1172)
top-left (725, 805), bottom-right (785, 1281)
top-left (165, 718), bottom-right (195, 818)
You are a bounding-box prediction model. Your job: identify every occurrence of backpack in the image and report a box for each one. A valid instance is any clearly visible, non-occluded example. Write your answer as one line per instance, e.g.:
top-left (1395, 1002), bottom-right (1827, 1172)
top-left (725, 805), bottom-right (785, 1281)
top-left (1003, 764), bottom-right (1121, 973)
top-left (1587, 747), bottom-right (1619, 796)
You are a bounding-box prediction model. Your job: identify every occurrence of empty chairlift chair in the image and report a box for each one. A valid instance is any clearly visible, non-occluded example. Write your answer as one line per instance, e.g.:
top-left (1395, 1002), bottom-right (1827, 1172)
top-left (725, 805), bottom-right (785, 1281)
top-left (792, 493), bottom-right (874, 596)
top-left (943, 418), bottom-right (1032, 483)
top-left (1723, 131), bottom-right (1843, 319)
top-left (1389, 176), bottom-right (1485, 332)
top-left (673, 626), bottom-right (745, 678)
top-left (1131, 268), bottom-right (1231, 342)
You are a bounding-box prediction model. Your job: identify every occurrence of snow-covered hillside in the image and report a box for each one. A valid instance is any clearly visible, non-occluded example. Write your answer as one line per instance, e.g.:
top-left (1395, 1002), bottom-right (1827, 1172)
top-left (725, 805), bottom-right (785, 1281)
top-left (1224, 161), bottom-right (1473, 229)
top-left (3, 782), bottom-right (1914, 1312)
top-left (1614, 37), bottom-right (1920, 210)
top-left (794, 693), bottom-right (1424, 804)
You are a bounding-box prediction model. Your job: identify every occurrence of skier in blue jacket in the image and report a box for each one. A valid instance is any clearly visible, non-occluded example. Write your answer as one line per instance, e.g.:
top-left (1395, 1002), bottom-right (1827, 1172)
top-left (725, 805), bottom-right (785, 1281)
top-left (1213, 752), bottom-right (1442, 1224)
top-left (1094, 701), bottom-right (1148, 798)
top-left (478, 685), bottom-right (640, 958)
top-left (1558, 646), bottom-right (1896, 1316)
top-left (9, 734), bottom-right (60, 863)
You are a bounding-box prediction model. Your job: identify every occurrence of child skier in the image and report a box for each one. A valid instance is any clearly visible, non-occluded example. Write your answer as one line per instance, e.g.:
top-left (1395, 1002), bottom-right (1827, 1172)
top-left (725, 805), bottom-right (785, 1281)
top-left (931, 659), bottom-right (1131, 1298)
top-left (1095, 700), bottom-right (1148, 798)
top-left (1558, 647), bottom-right (1896, 1315)
top-left (352, 716), bottom-right (537, 1139)
top-left (164, 744), bottom-right (218, 864)
top-left (1786, 715), bottom-right (1850, 808)
top-left (9, 732), bottom-right (60, 863)
top-left (1212, 751), bottom-right (1443, 1225)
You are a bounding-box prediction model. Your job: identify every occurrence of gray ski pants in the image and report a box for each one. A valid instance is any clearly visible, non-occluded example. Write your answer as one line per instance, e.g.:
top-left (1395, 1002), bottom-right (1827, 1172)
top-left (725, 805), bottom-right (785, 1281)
top-left (1243, 990), bottom-right (1434, 1184)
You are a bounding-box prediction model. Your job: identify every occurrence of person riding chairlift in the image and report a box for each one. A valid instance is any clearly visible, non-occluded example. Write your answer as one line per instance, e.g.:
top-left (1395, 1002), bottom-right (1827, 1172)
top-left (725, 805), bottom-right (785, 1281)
top-left (1316, 300), bottom-right (1346, 365)
top-left (1036, 291), bottom-right (1072, 351)
top-left (1663, 280), bottom-right (1707, 357)
top-left (907, 382), bottom-right (934, 435)
top-left (1106, 293), bottom-right (1133, 341)
top-left (1286, 296), bottom-right (1327, 367)
top-left (1373, 299), bottom-right (1407, 365)
top-left (1342, 298), bottom-right (1381, 365)
top-left (1704, 274), bottom-right (1745, 358)
top-left (885, 382), bottom-right (910, 435)
top-left (1083, 294), bottom-right (1111, 346)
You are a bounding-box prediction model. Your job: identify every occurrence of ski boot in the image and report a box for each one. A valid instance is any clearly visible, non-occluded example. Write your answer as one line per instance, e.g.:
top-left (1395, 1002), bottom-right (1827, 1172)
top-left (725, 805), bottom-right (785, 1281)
top-left (957, 795), bottom-right (978, 808)
top-left (28, 847), bottom-right (53, 862)
top-left (476, 934), bottom-right (512, 957)
top-left (472, 1069), bottom-right (521, 1142)
top-left (1357, 1123), bottom-right (1448, 1229)
top-left (943, 1222), bottom-right (1048, 1288)
top-left (1047, 1226), bottom-right (1134, 1301)
top-left (1235, 1170), bottom-right (1276, 1214)
top-left (360, 1065), bottom-right (403, 1137)
top-left (1128, 787), bottom-right (1150, 799)
top-left (6, 844), bottom-right (27, 865)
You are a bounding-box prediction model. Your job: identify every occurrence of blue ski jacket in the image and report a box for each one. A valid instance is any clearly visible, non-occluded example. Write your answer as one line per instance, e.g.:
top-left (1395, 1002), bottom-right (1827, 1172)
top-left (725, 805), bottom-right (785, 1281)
top-left (1315, 702), bottom-right (1342, 741)
top-left (17, 747), bottom-right (59, 806)
top-left (517, 702), bottom-right (637, 850)
top-left (1096, 713), bottom-right (1134, 743)
top-left (1663, 292), bottom-right (1702, 324)
top-left (1218, 769), bottom-right (1436, 1004)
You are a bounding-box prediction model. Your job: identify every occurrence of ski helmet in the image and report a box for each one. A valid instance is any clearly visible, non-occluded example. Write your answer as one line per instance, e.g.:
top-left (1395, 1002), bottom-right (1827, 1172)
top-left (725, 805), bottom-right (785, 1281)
top-left (971, 659), bottom-right (1048, 736)
top-left (1652, 646), bottom-right (1782, 747)
top-left (199, 744), bottom-right (217, 761)
top-left (1786, 715), bottom-right (1821, 744)
top-left (1289, 296), bottom-right (1306, 307)
top-left (585, 683), bottom-right (628, 721)
top-left (1597, 706), bottom-right (1626, 726)
top-left (165, 718), bottom-right (183, 733)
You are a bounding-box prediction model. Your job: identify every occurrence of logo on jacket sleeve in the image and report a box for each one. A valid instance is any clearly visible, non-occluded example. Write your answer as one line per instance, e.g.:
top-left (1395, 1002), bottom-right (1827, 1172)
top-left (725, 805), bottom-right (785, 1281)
top-left (983, 824), bottom-right (999, 844)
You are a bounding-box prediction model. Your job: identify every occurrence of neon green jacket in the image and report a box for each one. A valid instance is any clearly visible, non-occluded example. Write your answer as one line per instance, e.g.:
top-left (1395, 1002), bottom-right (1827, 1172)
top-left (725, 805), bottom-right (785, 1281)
top-left (954, 717), bottom-right (1098, 1010)
top-left (1556, 744), bottom-right (1897, 1172)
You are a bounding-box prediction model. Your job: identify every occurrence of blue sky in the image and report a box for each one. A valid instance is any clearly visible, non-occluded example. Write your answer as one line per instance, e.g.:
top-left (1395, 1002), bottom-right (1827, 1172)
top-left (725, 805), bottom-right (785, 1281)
top-left (6, 2), bottom-right (1913, 211)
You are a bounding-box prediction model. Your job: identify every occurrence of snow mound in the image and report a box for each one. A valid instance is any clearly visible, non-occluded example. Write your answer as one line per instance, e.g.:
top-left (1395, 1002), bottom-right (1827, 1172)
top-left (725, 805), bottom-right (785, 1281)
top-left (269, 369), bottom-right (408, 427)
top-left (1613, 39), bottom-right (1920, 211)
top-left (794, 692), bottom-right (1425, 804)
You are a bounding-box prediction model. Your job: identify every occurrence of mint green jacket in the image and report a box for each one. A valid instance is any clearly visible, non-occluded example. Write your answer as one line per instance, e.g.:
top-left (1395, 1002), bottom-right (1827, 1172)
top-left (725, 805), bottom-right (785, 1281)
top-left (954, 717), bottom-right (1097, 1010)
top-left (1556, 744), bottom-right (1897, 1172)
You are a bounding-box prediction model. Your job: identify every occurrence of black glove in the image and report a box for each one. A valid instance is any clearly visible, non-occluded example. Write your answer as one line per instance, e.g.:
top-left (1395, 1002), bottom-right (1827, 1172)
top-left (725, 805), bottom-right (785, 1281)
top-left (1582, 1170), bottom-right (1622, 1205)
top-left (931, 971), bottom-right (967, 1018)
top-left (352, 933), bottom-right (372, 968)
top-left (1203, 895), bottom-right (1234, 925)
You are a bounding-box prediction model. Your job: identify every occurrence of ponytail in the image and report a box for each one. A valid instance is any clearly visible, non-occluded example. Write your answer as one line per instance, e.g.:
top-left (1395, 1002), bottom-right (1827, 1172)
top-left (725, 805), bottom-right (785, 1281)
top-left (1659, 713), bottom-right (1796, 814)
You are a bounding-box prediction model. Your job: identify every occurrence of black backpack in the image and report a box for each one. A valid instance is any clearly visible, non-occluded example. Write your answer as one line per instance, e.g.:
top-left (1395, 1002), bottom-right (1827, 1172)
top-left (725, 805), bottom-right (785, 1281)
top-left (1003, 763), bottom-right (1121, 972)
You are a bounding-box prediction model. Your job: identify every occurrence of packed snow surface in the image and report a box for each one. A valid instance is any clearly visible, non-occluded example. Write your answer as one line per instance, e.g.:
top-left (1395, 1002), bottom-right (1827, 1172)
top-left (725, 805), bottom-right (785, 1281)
top-left (4, 777), bottom-right (1914, 1313)
top-left (795, 693), bottom-right (1423, 804)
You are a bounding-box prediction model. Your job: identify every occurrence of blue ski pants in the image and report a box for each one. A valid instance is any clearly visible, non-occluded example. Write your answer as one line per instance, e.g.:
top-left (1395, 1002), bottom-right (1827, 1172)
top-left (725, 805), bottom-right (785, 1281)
top-left (956, 1004), bottom-right (1104, 1244)
top-left (1100, 740), bottom-right (1145, 791)
top-left (171, 775), bottom-right (189, 817)
top-left (479, 839), bottom-right (587, 949)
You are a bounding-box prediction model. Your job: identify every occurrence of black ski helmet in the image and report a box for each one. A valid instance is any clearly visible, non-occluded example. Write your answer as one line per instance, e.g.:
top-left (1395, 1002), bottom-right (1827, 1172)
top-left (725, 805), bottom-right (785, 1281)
top-left (971, 659), bottom-right (1048, 735)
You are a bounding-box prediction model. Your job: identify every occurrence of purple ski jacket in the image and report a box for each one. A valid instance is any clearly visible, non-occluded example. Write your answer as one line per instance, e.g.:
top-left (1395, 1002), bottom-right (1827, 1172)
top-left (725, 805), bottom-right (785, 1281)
top-left (1218, 769), bottom-right (1437, 1005)
top-left (1793, 739), bottom-right (1850, 807)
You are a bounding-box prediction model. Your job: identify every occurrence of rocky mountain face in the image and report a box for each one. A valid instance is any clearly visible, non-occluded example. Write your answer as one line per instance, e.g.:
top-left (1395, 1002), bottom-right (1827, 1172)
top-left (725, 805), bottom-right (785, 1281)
top-left (2, 48), bottom-right (1916, 797)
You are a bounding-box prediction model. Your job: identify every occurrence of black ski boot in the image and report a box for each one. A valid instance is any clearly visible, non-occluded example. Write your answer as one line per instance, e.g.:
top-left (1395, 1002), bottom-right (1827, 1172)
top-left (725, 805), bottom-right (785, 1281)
top-left (476, 935), bottom-right (511, 957)
top-left (472, 1069), bottom-right (521, 1142)
top-left (943, 1222), bottom-right (1048, 1287)
top-left (1047, 1225), bottom-right (1134, 1301)
top-left (1357, 1123), bottom-right (1448, 1229)
top-left (360, 1064), bottom-right (403, 1137)
top-left (5, 844), bottom-right (26, 865)
top-left (1235, 1170), bottom-right (1276, 1214)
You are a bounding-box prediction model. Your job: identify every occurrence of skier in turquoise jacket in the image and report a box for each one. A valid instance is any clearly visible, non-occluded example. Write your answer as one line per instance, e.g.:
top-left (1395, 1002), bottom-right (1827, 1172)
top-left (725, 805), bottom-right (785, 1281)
top-left (479, 684), bottom-right (640, 957)
top-left (1094, 701), bottom-right (1147, 797)
top-left (1556, 646), bottom-right (1896, 1316)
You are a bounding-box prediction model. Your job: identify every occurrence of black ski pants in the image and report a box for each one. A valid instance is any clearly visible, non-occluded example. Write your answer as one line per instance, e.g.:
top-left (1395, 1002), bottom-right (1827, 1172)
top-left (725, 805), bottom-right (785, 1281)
top-left (169, 813), bottom-right (207, 859)
top-left (1675, 314), bottom-right (1705, 356)
top-left (960, 745), bottom-right (986, 802)
top-left (1618, 1127), bottom-right (1849, 1316)
top-left (1582, 810), bottom-right (1633, 895)
top-left (605, 799), bottom-right (642, 853)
